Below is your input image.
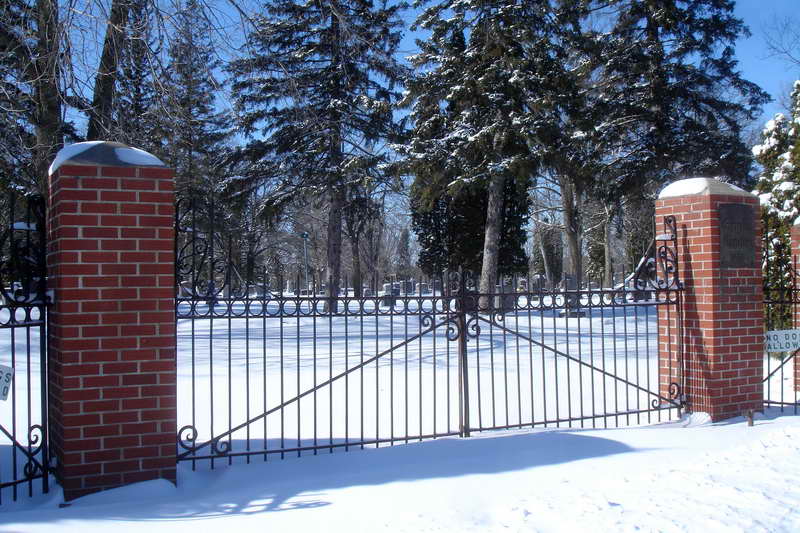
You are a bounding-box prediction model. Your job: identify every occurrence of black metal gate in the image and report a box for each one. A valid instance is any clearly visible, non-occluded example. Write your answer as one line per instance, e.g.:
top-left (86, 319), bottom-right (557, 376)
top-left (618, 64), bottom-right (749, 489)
top-left (762, 234), bottom-right (800, 412)
top-left (175, 199), bottom-right (684, 467)
top-left (0, 192), bottom-right (50, 503)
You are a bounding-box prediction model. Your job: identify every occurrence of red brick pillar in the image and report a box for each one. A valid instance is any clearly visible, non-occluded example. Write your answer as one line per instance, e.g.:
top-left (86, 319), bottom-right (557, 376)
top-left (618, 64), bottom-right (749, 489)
top-left (47, 142), bottom-right (176, 500)
top-left (791, 224), bottom-right (800, 392)
top-left (656, 178), bottom-right (763, 421)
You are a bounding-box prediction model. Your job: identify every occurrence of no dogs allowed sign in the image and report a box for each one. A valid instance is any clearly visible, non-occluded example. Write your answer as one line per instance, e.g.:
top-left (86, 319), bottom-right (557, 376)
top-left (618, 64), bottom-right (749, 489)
top-left (765, 330), bottom-right (800, 352)
top-left (0, 364), bottom-right (11, 401)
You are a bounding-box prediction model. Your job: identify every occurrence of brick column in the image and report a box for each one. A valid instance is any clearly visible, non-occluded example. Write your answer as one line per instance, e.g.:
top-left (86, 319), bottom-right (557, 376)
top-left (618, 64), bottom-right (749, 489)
top-left (656, 177), bottom-right (763, 421)
top-left (791, 224), bottom-right (800, 392)
top-left (47, 142), bottom-right (176, 500)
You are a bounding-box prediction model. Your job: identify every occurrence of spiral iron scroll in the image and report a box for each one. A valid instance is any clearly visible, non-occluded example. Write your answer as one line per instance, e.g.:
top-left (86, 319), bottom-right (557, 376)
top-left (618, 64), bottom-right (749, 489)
top-left (632, 215), bottom-right (680, 292)
top-left (176, 197), bottom-right (266, 302)
top-left (0, 193), bottom-right (47, 305)
top-left (650, 382), bottom-right (683, 409)
top-left (22, 425), bottom-right (46, 477)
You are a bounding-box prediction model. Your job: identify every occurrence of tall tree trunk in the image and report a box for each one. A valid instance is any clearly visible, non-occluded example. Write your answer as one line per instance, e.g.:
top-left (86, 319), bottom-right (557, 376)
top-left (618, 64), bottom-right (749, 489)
top-left (478, 173), bottom-right (506, 310)
top-left (326, 184), bottom-right (344, 311)
top-left (603, 212), bottom-right (613, 288)
top-left (538, 233), bottom-right (553, 288)
top-left (324, 5), bottom-right (343, 313)
top-left (86, 0), bottom-right (131, 140)
top-left (33, 0), bottom-right (62, 192)
top-left (560, 176), bottom-right (582, 289)
top-left (351, 234), bottom-right (362, 298)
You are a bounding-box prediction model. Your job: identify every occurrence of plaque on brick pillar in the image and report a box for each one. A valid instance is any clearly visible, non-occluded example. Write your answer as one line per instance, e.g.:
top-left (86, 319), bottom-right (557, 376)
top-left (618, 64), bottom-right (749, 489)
top-left (719, 203), bottom-right (755, 268)
top-left (656, 177), bottom-right (764, 422)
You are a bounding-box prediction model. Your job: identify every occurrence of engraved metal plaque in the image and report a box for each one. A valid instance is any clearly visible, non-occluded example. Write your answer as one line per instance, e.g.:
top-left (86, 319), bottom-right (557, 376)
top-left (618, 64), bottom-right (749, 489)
top-left (719, 203), bottom-right (755, 268)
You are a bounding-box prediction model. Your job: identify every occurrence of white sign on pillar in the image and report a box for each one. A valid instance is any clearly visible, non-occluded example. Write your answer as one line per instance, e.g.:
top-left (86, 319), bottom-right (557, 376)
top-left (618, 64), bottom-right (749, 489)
top-left (765, 330), bottom-right (800, 352)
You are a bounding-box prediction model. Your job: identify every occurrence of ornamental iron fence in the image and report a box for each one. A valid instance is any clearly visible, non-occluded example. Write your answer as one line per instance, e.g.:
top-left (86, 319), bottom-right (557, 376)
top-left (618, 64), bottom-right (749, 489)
top-left (175, 198), bottom-right (685, 468)
top-left (762, 235), bottom-right (800, 413)
top-left (0, 191), bottom-right (50, 504)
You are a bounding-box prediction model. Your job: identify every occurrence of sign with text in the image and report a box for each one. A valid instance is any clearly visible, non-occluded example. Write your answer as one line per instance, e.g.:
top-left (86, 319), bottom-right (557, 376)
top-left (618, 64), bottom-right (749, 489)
top-left (0, 364), bottom-right (12, 401)
top-left (765, 330), bottom-right (800, 352)
top-left (719, 203), bottom-right (755, 268)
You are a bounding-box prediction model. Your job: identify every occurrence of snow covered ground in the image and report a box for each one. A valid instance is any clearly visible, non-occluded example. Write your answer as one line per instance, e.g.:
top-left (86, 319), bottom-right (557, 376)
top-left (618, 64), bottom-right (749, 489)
top-left (2, 409), bottom-right (800, 532)
top-left (175, 303), bottom-right (679, 464)
top-left (2, 300), bottom-right (799, 530)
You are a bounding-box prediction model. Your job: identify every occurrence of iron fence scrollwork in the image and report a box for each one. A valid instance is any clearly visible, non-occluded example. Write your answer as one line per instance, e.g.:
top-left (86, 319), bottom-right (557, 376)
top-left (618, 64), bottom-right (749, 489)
top-left (0, 190), bottom-right (50, 504)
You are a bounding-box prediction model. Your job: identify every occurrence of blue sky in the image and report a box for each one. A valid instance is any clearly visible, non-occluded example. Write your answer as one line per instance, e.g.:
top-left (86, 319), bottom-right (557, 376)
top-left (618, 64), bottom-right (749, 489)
top-left (734, 0), bottom-right (799, 123)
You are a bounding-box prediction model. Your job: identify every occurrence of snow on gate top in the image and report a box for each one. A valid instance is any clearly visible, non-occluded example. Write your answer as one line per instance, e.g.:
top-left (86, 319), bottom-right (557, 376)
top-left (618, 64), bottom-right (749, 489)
top-left (48, 141), bottom-right (166, 175)
top-left (658, 177), bottom-right (752, 199)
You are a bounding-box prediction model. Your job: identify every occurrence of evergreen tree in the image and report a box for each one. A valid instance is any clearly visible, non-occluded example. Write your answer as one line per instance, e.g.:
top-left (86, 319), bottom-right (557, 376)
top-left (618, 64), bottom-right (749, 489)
top-left (597, 0), bottom-right (769, 186)
top-left (753, 81), bottom-right (800, 328)
top-left (622, 195), bottom-right (655, 274)
top-left (163, 0), bottom-right (231, 195)
top-left (402, 1), bottom-right (575, 290)
top-left (411, 177), bottom-right (529, 276)
top-left (228, 0), bottom-right (407, 307)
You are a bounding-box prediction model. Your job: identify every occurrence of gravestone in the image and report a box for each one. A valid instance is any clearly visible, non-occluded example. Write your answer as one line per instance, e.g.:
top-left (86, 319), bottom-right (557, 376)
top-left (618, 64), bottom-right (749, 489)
top-left (493, 279), bottom-right (517, 313)
top-left (403, 279), bottom-right (414, 294)
top-left (432, 279), bottom-right (442, 294)
top-left (559, 274), bottom-right (585, 318)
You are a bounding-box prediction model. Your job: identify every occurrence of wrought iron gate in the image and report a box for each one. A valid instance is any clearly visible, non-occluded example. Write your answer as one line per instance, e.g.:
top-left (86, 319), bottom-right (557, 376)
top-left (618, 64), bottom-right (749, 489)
top-left (175, 199), bottom-right (684, 468)
top-left (0, 192), bottom-right (50, 503)
top-left (762, 235), bottom-right (800, 412)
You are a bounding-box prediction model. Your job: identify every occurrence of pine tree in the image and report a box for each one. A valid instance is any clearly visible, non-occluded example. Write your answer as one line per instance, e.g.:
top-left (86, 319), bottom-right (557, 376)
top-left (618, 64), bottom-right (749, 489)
top-left (411, 177), bottom-right (529, 276)
top-left (597, 0), bottom-right (769, 186)
top-left (521, 0), bottom-right (768, 288)
top-left (402, 1), bottom-right (575, 290)
top-left (228, 0), bottom-right (406, 307)
top-left (753, 81), bottom-right (800, 328)
top-left (163, 0), bottom-right (231, 196)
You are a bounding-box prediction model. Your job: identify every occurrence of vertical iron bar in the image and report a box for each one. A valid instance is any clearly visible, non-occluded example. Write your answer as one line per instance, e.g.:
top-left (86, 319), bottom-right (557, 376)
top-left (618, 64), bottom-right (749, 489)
top-left (313, 274), bottom-right (318, 454)
top-left (226, 238), bottom-right (233, 465)
top-left (577, 290), bottom-right (584, 428)
top-left (588, 290), bottom-right (595, 428)
top-left (552, 295), bottom-right (559, 427)
top-left (328, 274), bottom-right (333, 453)
top-left (623, 298), bottom-right (630, 426)
top-left (344, 275), bottom-right (350, 451)
top-left (601, 303), bottom-right (608, 428)
top-left (539, 292), bottom-right (547, 427)
top-left (262, 270), bottom-right (268, 460)
top-left (458, 270), bottom-right (470, 437)
top-left (526, 272), bottom-right (535, 428)
top-left (611, 300), bottom-right (619, 427)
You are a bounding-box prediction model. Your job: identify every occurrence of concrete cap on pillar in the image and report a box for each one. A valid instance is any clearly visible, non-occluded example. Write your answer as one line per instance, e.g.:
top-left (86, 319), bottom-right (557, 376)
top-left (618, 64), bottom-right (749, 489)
top-left (48, 141), bottom-right (166, 175)
top-left (658, 177), bottom-right (755, 199)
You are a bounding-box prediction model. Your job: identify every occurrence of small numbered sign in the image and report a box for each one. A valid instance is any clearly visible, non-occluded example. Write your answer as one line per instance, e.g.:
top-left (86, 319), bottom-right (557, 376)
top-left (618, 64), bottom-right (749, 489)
top-left (0, 364), bottom-right (12, 401)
